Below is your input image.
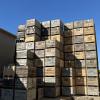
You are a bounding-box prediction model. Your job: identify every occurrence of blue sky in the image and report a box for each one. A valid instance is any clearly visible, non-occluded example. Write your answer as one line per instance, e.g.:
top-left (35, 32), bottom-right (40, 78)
top-left (0, 0), bottom-right (100, 69)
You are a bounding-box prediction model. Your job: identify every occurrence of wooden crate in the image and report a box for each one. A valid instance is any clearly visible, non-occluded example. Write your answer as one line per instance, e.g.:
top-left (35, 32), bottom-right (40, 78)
top-left (74, 20), bottom-right (83, 28)
top-left (87, 86), bottom-right (99, 96)
top-left (62, 86), bottom-right (75, 96)
top-left (45, 48), bottom-right (60, 58)
top-left (26, 26), bottom-right (41, 36)
top-left (44, 77), bottom-right (60, 86)
top-left (65, 61), bottom-right (74, 68)
top-left (75, 52), bottom-right (85, 59)
top-left (64, 29), bottom-right (73, 37)
top-left (75, 60), bottom-right (85, 68)
top-left (74, 36), bottom-right (84, 43)
top-left (64, 22), bottom-right (73, 29)
top-left (75, 68), bottom-right (86, 76)
top-left (18, 25), bottom-right (25, 32)
top-left (26, 19), bottom-right (41, 28)
top-left (62, 77), bottom-right (74, 86)
top-left (75, 86), bottom-right (87, 95)
top-left (84, 35), bottom-right (95, 43)
top-left (45, 57), bottom-right (60, 66)
top-left (26, 42), bottom-right (35, 50)
top-left (75, 77), bottom-right (86, 85)
top-left (64, 45), bottom-right (74, 52)
top-left (41, 27), bottom-right (50, 36)
top-left (44, 67), bottom-right (59, 76)
top-left (16, 66), bottom-right (36, 77)
top-left (85, 43), bottom-right (96, 50)
top-left (35, 41), bottom-right (45, 50)
top-left (74, 43), bottom-right (84, 51)
top-left (60, 51), bottom-right (64, 60)
top-left (51, 19), bottom-right (63, 27)
top-left (35, 50), bottom-right (44, 58)
top-left (17, 31), bottom-right (25, 38)
top-left (74, 28), bottom-right (83, 36)
top-left (62, 68), bottom-right (74, 77)
top-left (84, 27), bottom-right (95, 35)
top-left (25, 34), bottom-right (40, 42)
top-left (51, 35), bottom-right (63, 43)
top-left (16, 42), bottom-right (26, 50)
top-left (65, 52), bottom-right (74, 60)
top-left (51, 27), bottom-right (63, 35)
top-left (42, 21), bottom-right (50, 28)
top-left (16, 50), bottom-right (34, 59)
top-left (35, 58), bottom-right (44, 67)
top-left (87, 68), bottom-right (98, 76)
top-left (64, 37), bottom-right (73, 45)
top-left (1, 88), bottom-right (14, 100)
top-left (87, 77), bottom-right (98, 86)
top-left (85, 51), bottom-right (96, 59)
top-left (45, 40), bottom-right (60, 49)
top-left (14, 88), bottom-right (36, 100)
top-left (15, 77), bottom-right (36, 89)
top-left (44, 87), bottom-right (60, 97)
top-left (84, 19), bottom-right (94, 27)
top-left (86, 59), bottom-right (97, 68)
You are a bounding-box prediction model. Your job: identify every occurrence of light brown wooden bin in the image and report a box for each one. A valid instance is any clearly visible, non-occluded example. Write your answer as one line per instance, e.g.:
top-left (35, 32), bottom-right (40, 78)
top-left (26, 26), bottom-right (41, 36)
top-left (87, 77), bottom-right (98, 86)
top-left (75, 51), bottom-right (85, 59)
top-left (45, 48), bottom-right (60, 58)
top-left (84, 35), bottom-right (95, 43)
top-left (75, 86), bottom-right (87, 95)
top-left (87, 86), bottom-right (99, 96)
top-left (51, 35), bottom-right (63, 44)
top-left (74, 20), bottom-right (83, 28)
top-left (75, 77), bottom-right (87, 85)
top-left (74, 28), bottom-right (83, 36)
top-left (84, 19), bottom-right (94, 27)
top-left (84, 27), bottom-right (95, 35)
top-left (44, 67), bottom-right (60, 76)
top-left (35, 41), bottom-right (45, 50)
top-left (25, 34), bottom-right (40, 42)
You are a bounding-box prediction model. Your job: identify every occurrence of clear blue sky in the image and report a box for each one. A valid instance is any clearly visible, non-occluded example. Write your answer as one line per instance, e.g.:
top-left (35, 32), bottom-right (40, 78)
top-left (0, 0), bottom-right (100, 69)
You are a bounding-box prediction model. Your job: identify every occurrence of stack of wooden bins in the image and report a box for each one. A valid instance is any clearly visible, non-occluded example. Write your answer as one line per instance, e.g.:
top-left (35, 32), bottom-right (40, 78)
top-left (35, 41), bottom-right (45, 100)
top-left (64, 19), bottom-right (99, 97)
top-left (0, 18), bottom-right (99, 100)
top-left (63, 22), bottom-right (75, 97)
top-left (44, 40), bottom-right (62, 97)
top-left (15, 19), bottom-right (41, 100)
top-left (16, 25), bottom-right (25, 42)
top-left (83, 19), bottom-right (99, 96)
top-left (0, 65), bottom-right (15, 100)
